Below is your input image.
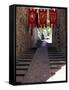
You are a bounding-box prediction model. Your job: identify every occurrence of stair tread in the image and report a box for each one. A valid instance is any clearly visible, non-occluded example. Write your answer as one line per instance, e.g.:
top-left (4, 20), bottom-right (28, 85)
top-left (50, 65), bottom-right (61, 68)
top-left (49, 57), bottom-right (64, 60)
top-left (50, 67), bottom-right (60, 69)
top-left (16, 60), bottom-right (32, 62)
top-left (16, 62), bottom-right (31, 64)
top-left (17, 58), bottom-right (32, 60)
top-left (50, 60), bottom-right (65, 62)
top-left (16, 66), bottom-right (29, 68)
top-left (16, 64), bottom-right (30, 66)
top-left (49, 61), bottom-right (66, 64)
top-left (48, 54), bottom-right (64, 56)
top-left (20, 56), bottom-right (33, 58)
top-left (49, 59), bottom-right (65, 60)
top-left (16, 70), bottom-right (27, 74)
top-left (49, 56), bottom-right (64, 58)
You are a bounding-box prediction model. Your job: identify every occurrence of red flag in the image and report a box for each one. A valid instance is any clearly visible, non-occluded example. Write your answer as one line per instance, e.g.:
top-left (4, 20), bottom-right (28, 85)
top-left (39, 9), bottom-right (47, 28)
top-left (49, 9), bottom-right (57, 26)
top-left (28, 9), bottom-right (37, 28)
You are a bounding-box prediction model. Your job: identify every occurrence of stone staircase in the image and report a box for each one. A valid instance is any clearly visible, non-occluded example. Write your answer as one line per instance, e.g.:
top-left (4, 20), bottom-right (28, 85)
top-left (16, 48), bottom-right (37, 83)
top-left (48, 47), bottom-right (66, 76)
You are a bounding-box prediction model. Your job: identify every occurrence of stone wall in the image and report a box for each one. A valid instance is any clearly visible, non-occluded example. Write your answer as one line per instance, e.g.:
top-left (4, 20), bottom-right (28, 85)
top-left (59, 9), bottom-right (67, 53)
top-left (16, 7), bottom-right (67, 57)
top-left (53, 8), bottom-right (67, 53)
top-left (16, 7), bottom-right (31, 57)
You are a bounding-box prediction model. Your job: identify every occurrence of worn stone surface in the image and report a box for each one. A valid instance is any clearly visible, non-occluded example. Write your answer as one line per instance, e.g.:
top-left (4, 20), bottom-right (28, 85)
top-left (23, 47), bottom-right (51, 83)
top-left (53, 9), bottom-right (66, 53)
top-left (16, 7), bottom-right (31, 57)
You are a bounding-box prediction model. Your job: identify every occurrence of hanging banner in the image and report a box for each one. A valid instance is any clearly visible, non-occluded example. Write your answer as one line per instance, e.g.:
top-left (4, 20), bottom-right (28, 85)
top-left (39, 9), bottom-right (47, 28)
top-left (28, 9), bottom-right (37, 28)
top-left (49, 9), bottom-right (57, 26)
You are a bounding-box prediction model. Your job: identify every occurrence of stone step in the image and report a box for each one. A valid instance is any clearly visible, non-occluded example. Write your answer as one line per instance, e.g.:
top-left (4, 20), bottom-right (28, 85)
top-left (16, 66), bottom-right (29, 69)
top-left (23, 52), bottom-right (35, 55)
top-left (49, 56), bottom-right (64, 59)
top-left (16, 70), bottom-right (27, 74)
top-left (48, 52), bottom-right (64, 54)
top-left (49, 59), bottom-right (65, 61)
top-left (18, 56), bottom-right (33, 59)
top-left (16, 76), bottom-right (24, 82)
top-left (50, 65), bottom-right (62, 68)
top-left (22, 53), bottom-right (33, 55)
top-left (49, 61), bottom-right (65, 64)
top-left (24, 50), bottom-right (36, 53)
top-left (17, 54), bottom-right (34, 59)
top-left (16, 64), bottom-right (30, 66)
top-left (16, 61), bottom-right (31, 64)
top-left (49, 54), bottom-right (64, 57)
top-left (16, 58), bottom-right (32, 60)
top-left (16, 59), bottom-right (32, 62)
top-left (21, 54), bottom-right (34, 56)
top-left (50, 66), bottom-right (60, 70)
top-left (50, 63), bottom-right (65, 68)
top-left (16, 48), bottom-right (37, 82)
top-left (48, 54), bottom-right (64, 56)
top-left (49, 58), bottom-right (65, 60)
top-left (51, 65), bottom-right (65, 70)
top-left (21, 55), bottom-right (34, 58)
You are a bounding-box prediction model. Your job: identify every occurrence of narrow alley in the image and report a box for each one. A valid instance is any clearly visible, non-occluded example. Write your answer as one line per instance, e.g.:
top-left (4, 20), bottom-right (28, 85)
top-left (16, 6), bottom-right (67, 84)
